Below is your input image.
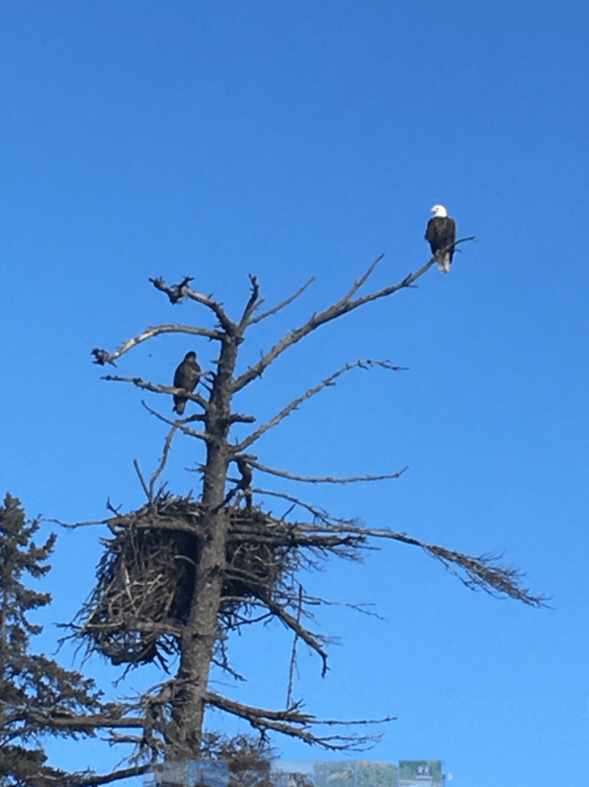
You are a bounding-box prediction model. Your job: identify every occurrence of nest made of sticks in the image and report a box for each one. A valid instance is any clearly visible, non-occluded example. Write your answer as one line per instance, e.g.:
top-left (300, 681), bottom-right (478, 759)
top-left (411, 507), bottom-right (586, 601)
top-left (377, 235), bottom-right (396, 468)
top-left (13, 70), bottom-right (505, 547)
top-left (77, 495), bottom-right (298, 668)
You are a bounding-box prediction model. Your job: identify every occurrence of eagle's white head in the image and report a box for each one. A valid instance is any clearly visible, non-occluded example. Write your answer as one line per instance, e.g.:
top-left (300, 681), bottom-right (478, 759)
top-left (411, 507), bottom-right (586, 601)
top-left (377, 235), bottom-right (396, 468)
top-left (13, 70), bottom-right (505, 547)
top-left (431, 204), bottom-right (448, 217)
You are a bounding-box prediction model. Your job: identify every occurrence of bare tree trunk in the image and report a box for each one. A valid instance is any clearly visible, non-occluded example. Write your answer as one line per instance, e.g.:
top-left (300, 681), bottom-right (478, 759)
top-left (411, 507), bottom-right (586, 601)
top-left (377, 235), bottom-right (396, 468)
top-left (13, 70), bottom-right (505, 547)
top-left (169, 331), bottom-right (240, 757)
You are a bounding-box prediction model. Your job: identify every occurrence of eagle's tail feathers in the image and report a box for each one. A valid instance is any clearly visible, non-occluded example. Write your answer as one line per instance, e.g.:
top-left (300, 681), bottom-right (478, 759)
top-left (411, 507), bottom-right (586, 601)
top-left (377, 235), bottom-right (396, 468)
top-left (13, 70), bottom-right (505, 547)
top-left (436, 252), bottom-right (451, 273)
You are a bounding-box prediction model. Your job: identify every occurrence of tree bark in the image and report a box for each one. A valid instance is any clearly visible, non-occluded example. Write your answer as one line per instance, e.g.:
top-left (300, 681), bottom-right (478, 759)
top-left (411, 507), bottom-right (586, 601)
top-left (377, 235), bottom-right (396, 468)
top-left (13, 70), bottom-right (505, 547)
top-left (169, 329), bottom-right (240, 758)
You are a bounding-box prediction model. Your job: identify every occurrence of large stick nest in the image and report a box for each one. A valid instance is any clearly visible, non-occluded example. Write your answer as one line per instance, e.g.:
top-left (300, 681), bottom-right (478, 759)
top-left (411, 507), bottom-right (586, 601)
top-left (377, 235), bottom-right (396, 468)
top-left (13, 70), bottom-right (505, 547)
top-left (76, 495), bottom-right (307, 668)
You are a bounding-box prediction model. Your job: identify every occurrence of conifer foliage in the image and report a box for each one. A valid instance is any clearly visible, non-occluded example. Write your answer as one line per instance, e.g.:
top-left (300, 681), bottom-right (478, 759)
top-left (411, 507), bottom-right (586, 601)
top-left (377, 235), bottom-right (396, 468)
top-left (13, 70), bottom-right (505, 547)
top-left (0, 494), bottom-right (103, 787)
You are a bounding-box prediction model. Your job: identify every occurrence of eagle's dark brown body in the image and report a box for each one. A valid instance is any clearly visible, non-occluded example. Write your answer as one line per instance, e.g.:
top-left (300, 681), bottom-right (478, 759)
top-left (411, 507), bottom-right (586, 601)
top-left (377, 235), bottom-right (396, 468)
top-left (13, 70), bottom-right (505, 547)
top-left (425, 213), bottom-right (456, 273)
top-left (173, 351), bottom-right (201, 414)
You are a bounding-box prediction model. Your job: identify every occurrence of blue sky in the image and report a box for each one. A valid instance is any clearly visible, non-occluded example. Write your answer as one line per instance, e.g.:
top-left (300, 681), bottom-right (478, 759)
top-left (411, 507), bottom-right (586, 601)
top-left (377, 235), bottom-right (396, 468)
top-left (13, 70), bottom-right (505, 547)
top-left (1, 0), bottom-right (588, 784)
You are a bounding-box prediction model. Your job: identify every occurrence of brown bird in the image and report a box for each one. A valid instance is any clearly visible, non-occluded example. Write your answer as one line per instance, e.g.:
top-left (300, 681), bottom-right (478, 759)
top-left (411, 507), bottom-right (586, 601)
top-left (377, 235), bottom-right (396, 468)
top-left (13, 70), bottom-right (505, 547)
top-left (173, 351), bottom-right (201, 415)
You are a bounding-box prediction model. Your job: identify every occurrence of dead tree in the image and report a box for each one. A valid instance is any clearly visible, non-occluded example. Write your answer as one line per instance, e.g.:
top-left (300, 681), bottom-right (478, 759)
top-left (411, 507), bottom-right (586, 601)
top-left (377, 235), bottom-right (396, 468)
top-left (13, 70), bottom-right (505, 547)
top-left (58, 242), bottom-right (544, 779)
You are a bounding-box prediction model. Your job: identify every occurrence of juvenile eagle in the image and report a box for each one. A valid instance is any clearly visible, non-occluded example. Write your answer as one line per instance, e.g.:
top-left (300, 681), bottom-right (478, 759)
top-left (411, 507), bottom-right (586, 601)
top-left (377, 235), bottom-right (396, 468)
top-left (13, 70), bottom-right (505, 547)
top-left (173, 351), bottom-right (201, 415)
top-left (425, 204), bottom-right (456, 273)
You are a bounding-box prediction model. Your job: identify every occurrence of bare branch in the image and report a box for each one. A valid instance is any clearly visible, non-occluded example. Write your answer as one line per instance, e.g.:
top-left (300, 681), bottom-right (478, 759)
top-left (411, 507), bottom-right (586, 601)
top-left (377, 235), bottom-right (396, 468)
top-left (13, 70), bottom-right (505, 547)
top-left (286, 585), bottom-right (303, 707)
top-left (293, 522), bottom-right (547, 607)
top-left (247, 276), bottom-right (317, 327)
top-left (249, 459), bottom-right (408, 485)
top-left (91, 324), bottom-right (221, 366)
top-left (235, 359), bottom-right (403, 452)
top-left (67, 763), bottom-right (152, 786)
top-left (47, 517), bottom-right (110, 529)
top-left (133, 459), bottom-right (151, 501)
top-left (238, 274), bottom-right (263, 328)
top-left (177, 285), bottom-right (236, 333)
top-left (149, 275), bottom-right (194, 304)
top-left (303, 595), bottom-right (386, 621)
top-left (150, 275), bottom-right (238, 332)
top-left (228, 412), bottom-right (256, 424)
top-left (149, 425), bottom-right (180, 499)
top-left (233, 239), bottom-right (475, 393)
top-left (251, 487), bottom-right (345, 526)
top-left (205, 692), bottom-right (395, 750)
top-left (257, 592), bottom-right (329, 676)
top-left (140, 400), bottom-right (210, 442)
top-left (340, 254), bottom-right (384, 302)
top-left (101, 375), bottom-right (209, 411)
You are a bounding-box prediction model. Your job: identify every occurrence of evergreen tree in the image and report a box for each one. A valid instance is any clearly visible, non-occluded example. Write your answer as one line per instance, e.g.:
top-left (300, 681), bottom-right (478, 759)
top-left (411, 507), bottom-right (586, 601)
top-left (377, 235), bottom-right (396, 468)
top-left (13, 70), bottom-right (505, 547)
top-left (0, 493), bottom-right (104, 787)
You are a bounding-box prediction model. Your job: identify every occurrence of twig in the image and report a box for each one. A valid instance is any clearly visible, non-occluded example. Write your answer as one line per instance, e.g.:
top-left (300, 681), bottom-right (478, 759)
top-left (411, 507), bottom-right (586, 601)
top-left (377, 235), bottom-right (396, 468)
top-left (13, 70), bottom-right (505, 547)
top-left (340, 254), bottom-right (384, 302)
top-left (133, 459), bottom-right (151, 501)
top-left (251, 487), bottom-right (347, 525)
top-left (46, 517), bottom-right (110, 529)
top-left (140, 400), bottom-right (210, 442)
top-left (286, 584), bottom-right (303, 707)
top-left (302, 595), bottom-right (386, 621)
top-left (258, 592), bottom-right (329, 676)
top-left (149, 425), bottom-right (180, 500)
top-left (247, 276), bottom-right (317, 326)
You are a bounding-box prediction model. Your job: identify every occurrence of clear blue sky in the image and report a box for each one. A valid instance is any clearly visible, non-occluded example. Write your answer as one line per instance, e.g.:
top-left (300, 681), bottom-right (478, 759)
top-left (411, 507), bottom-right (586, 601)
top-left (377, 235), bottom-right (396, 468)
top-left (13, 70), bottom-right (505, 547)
top-left (1, 1), bottom-right (588, 785)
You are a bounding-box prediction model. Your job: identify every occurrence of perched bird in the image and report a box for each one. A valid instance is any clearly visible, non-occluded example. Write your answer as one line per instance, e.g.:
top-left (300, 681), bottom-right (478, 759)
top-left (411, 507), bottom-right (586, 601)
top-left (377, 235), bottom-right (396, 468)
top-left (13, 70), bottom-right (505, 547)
top-left (173, 351), bottom-right (201, 415)
top-left (425, 204), bottom-right (457, 273)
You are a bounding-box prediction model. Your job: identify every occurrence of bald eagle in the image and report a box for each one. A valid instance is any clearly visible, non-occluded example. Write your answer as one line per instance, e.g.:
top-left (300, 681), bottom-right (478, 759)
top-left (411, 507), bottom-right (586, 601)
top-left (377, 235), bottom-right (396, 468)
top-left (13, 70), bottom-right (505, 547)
top-left (425, 204), bottom-right (456, 273)
top-left (173, 351), bottom-right (201, 415)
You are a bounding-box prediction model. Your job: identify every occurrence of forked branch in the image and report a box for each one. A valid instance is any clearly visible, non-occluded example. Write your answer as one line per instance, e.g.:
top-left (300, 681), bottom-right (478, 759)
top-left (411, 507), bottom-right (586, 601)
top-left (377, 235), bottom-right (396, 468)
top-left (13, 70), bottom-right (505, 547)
top-left (238, 274), bottom-right (263, 328)
top-left (205, 691), bottom-right (395, 751)
top-left (247, 276), bottom-right (317, 327)
top-left (151, 275), bottom-right (236, 332)
top-left (232, 239), bottom-right (474, 393)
